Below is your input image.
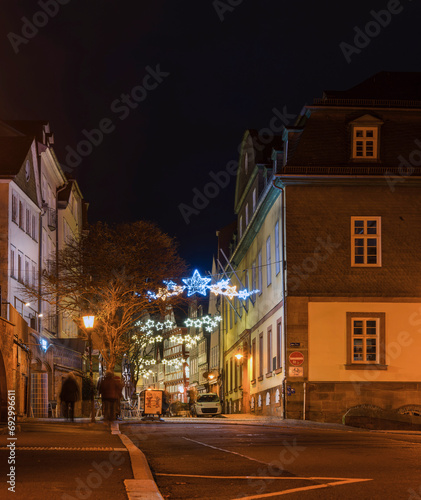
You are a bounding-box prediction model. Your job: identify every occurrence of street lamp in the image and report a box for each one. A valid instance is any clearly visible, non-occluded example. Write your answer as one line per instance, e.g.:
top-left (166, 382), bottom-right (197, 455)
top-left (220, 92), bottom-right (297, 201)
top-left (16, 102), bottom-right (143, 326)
top-left (82, 314), bottom-right (96, 423)
top-left (234, 349), bottom-right (243, 360)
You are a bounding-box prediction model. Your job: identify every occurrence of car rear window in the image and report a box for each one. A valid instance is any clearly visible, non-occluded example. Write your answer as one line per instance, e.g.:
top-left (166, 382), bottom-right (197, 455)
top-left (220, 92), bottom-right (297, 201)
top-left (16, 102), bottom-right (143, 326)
top-left (197, 394), bottom-right (220, 403)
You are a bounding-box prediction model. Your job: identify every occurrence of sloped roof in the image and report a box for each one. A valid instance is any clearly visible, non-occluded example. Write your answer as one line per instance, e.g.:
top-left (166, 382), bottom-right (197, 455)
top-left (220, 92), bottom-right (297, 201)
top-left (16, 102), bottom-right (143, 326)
top-left (286, 107), bottom-right (421, 169)
top-left (0, 136), bottom-right (34, 177)
top-left (4, 120), bottom-right (52, 145)
top-left (323, 71), bottom-right (421, 102)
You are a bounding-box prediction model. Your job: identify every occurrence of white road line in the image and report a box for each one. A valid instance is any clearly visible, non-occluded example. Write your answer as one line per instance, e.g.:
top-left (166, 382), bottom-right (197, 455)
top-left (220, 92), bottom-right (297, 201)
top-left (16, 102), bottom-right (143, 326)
top-left (233, 478), bottom-right (373, 499)
top-left (183, 437), bottom-right (269, 465)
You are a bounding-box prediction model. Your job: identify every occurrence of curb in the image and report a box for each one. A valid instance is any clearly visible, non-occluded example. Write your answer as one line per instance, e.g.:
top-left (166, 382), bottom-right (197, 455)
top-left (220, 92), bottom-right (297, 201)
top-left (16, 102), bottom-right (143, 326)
top-left (118, 426), bottom-right (163, 500)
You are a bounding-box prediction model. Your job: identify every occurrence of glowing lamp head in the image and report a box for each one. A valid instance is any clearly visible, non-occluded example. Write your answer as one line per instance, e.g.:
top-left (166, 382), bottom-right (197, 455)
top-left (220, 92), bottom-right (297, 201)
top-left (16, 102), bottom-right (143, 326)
top-left (208, 374), bottom-right (215, 380)
top-left (82, 315), bottom-right (95, 329)
top-left (235, 351), bottom-right (243, 360)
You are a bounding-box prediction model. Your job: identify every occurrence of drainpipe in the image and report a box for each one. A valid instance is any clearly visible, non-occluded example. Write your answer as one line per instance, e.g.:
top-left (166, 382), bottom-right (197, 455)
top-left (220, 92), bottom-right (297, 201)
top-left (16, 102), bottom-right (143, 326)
top-left (273, 178), bottom-right (287, 419)
top-left (303, 381), bottom-right (306, 420)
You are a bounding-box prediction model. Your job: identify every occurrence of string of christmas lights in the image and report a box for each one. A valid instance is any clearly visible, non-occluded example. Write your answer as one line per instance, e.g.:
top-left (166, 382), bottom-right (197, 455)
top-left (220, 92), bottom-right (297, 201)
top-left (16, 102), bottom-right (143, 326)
top-left (147, 270), bottom-right (259, 301)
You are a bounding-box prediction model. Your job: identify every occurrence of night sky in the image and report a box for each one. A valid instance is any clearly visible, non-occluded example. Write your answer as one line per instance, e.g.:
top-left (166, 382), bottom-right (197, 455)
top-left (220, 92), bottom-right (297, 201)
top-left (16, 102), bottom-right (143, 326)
top-left (1, 0), bottom-right (420, 273)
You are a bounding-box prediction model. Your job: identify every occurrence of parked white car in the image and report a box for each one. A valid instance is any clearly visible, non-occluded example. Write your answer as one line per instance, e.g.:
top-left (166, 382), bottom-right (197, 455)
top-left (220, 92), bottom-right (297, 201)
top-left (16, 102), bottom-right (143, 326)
top-left (191, 393), bottom-right (222, 417)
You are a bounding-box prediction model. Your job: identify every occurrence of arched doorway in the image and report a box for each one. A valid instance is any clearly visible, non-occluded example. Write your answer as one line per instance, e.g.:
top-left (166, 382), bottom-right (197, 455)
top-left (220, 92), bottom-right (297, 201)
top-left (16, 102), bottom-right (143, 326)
top-left (0, 349), bottom-right (8, 422)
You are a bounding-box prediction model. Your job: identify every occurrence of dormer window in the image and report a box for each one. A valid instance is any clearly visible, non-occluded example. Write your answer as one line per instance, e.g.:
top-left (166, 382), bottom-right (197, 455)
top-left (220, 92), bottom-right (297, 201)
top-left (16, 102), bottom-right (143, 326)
top-left (353, 127), bottom-right (377, 159)
top-left (350, 115), bottom-right (383, 161)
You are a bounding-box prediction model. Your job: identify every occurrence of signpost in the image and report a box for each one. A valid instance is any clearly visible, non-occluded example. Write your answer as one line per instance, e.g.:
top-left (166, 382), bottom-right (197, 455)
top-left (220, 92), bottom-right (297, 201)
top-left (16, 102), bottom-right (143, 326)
top-left (289, 351), bottom-right (304, 366)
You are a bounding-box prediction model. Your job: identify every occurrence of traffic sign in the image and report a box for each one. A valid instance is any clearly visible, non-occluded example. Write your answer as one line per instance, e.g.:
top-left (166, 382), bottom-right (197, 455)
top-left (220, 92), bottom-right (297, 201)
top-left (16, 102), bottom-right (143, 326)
top-left (289, 351), bottom-right (304, 366)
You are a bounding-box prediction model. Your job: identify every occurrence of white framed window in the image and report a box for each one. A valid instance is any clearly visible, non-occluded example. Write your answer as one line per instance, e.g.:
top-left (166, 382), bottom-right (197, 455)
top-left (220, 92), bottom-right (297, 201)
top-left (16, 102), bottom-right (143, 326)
top-left (252, 188), bottom-right (257, 213)
top-left (252, 261), bottom-right (256, 292)
top-left (32, 261), bottom-right (36, 288)
top-left (19, 200), bottom-right (24, 229)
top-left (258, 250), bottom-right (262, 295)
top-left (351, 217), bottom-right (381, 267)
top-left (266, 236), bottom-right (272, 286)
top-left (346, 313), bottom-right (386, 368)
top-left (25, 258), bottom-right (30, 285)
top-left (26, 208), bottom-right (31, 235)
top-left (245, 204), bottom-right (249, 226)
top-left (18, 252), bottom-right (23, 283)
top-left (353, 127), bottom-right (378, 159)
top-left (31, 214), bottom-right (37, 240)
top-left (10, 246), bottom-right (16, 278)
top-left (11, 192), bottom-right (18, 223)
top-left (275, 221), bottom-right (280, 275)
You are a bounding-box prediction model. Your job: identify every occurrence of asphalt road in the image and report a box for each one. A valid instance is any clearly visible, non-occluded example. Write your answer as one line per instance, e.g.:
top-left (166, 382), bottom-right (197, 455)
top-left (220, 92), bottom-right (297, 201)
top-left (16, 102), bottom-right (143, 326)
top-left (122, 421), bottom-right (421, 500)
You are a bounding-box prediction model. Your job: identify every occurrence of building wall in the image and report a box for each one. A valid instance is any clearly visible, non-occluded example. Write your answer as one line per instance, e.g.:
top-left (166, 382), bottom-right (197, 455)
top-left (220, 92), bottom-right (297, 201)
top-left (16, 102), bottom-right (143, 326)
top-left (285, 184), bottom-right (421, 297)
top-left (224, 188), bottom-right (285, 415)
top-left (282, 182), bottom-right (421, 422)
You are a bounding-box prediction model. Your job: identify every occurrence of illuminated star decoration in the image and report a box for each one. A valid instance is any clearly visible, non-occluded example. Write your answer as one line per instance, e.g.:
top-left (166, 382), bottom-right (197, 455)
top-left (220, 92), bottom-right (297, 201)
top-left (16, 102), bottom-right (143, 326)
top-left (184, 315), bottom-right (223, 332)
top-left (182, 270), bottom-right (212, 297)
top-left (147, 270), bottom-right (259, 301)
top-left (209, 279), bottom-right (230, 296)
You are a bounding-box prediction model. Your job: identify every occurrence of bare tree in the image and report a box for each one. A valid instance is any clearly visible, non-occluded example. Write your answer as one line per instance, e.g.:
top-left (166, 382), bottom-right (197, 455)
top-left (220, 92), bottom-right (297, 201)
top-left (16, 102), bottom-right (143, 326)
top-left (25, 220), bottom-right (187, 372)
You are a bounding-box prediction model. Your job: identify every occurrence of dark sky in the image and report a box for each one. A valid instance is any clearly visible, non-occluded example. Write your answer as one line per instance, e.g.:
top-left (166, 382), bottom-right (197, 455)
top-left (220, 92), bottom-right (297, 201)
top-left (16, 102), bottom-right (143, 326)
top-left (1, 0), bottom-right (420, 273)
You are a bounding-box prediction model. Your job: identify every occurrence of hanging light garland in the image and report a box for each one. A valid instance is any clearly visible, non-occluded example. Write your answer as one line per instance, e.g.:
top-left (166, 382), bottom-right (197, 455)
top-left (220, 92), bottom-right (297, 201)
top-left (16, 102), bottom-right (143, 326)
top-left (184, 315), bottom-right (222, 332)
top-left (147, 270), bottom-right (259, 302)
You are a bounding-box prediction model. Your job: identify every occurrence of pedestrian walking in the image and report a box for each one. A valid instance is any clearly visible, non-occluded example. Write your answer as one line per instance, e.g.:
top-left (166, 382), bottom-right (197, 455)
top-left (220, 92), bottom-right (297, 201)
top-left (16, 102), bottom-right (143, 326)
top-left (59, 372), bottom-right (80, 422)
top-left (98, 370), bottom-right (123, 421)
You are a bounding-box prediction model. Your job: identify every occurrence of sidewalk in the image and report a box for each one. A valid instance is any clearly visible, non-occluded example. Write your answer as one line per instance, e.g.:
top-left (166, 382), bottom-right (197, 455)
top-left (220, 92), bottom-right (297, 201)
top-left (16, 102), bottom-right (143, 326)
top-left (0, 419), bottom-right (163, 500)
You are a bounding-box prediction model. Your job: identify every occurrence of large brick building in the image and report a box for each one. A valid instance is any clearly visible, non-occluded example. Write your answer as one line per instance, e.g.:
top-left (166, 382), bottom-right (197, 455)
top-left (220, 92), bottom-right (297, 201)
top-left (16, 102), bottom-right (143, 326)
top-left (221, 72), bottom-right (421, 423)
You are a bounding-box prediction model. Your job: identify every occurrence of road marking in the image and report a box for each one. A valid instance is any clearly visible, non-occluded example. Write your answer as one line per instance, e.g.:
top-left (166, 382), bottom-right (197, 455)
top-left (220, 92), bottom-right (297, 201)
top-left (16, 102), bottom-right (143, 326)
top-left (155, 473), bottom-right (372, 499)
top-left (155, 474), bottom-right (370, 481)
top-left (183, 437), bottom-right (270, 465)
top-left (233, 478), bottom-right (372, 499)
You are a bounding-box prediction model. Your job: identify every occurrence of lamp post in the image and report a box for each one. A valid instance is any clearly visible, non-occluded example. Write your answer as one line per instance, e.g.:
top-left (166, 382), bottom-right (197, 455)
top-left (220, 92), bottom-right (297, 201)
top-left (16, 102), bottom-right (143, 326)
top-left (82, 314), bottom-right (96, 423)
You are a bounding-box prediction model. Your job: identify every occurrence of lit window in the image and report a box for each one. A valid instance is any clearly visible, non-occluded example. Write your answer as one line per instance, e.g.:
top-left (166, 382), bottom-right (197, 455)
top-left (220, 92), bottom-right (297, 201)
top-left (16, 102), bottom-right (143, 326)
top-left (245, 204), bottom-right (249, 226)
top-left (258, 250), bottom-right (262, 294)
top-left (266, 236), bottom-right (271, 286)
top-left (239, 216), bottom-right (243, 239)
top-left (275, 221), bottom-right (280, 275)
top-left (346, 312), bottom-right (386, 368)
top-left (351, 217), bottom-right (381, 267)
top-left (353, 127), bottom-right (378, 159)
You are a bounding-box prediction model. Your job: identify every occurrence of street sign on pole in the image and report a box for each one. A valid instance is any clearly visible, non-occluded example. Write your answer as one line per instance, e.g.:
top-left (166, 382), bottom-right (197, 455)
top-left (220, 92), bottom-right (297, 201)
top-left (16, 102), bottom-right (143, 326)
top-left (289, 351), bottom-right (304, 366)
